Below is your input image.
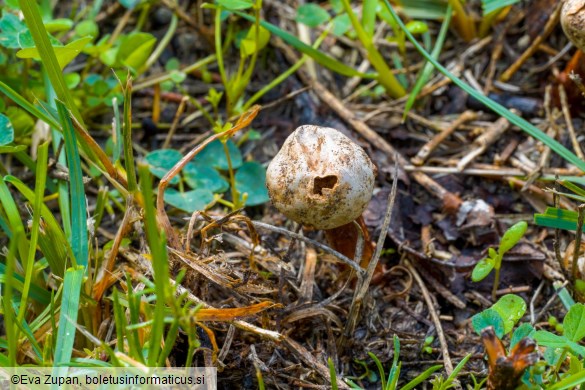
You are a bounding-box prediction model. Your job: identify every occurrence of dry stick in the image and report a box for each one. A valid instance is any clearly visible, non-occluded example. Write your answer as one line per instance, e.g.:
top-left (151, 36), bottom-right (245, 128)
top-left (529, 280), bottom-right (546, 325)
top-left (92, 197), bottom-right (135, 301)
top-left (341, 163), bottom-right (398, 348)
top-left (162, 96), bottom-right (189, 149)
top-left (552, 177), bottom-right (570, 280)
top-left (533, 281), bottom-right (570, 325)
top-left (405, 259), bottom-right (454, 376)
top-left (411, 110), bottom-right (478, 166)
top-left (572, 205), bottom-right (585, 285)
top-left (276, 41), bottom-right (462, 211)
top-left (417, 266), bottom-right (466, 309)
top-left (404, 164), bottom-right (578, 177)
top-left (251, 221), bottom-right (364, 276)
top-left (456, 115), bottom-right (512, 171)
top-left (70, 114), bottom-right (129, 191)
top-left (559, 85), bottom-right (585, 160)
top-left (499, 2), bottom-right (562, 82)
top-left (522, 86), bottom-right (557, 189)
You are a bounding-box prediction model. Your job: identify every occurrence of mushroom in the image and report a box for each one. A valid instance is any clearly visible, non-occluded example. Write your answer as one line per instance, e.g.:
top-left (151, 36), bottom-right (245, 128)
top-left (266, 125), bottom-right (376, 263)
top-left (561, 0), bottom-right (585, 52)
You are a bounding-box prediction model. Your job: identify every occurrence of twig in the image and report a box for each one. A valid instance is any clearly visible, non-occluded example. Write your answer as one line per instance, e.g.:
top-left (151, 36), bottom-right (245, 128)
top-left (341, 161), bottom-right (398, 349)
top-left (403, 164), bottom-right (578, 177)
top-left (559, 84), bottom-right (585, 160)
top-left (405, 259), bottom-right (454, 376)
top-left (457, 116), bottom-right (512, 171)
top-left (572, 205), bottom-right (585, 285)
top-left (411, 110), bottom-right (478, 166)
top-left (251, 221), bottom-right (364, 276)
top-left (533, 281), bottom-right (569, 325)
top-left (529, 281), bottom-right (545, 325)
top-left (499, 1), bottom-right (562, 82)
top-left (162, 96), bottom-right (188, 149)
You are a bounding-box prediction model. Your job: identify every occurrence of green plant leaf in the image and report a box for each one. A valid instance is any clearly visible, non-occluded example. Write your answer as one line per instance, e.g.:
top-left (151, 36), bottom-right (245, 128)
top-left (492, 294), bottom-right (526, 335)
top-left (482, 0), bottom-right (520, 15)
top-left (332, 13), bottom-right (351, 36)
top-left (235, 161), bottom-right (269, 206)
top-left (547, 368), bottom-right (585, 390)
top-left (43, 18), bottom-right (74, 33)
top-left (471, 308), bottom-right (504, 338)
top-left (534, 331), bottom-right (585, 356)
top-left (471, 257), bottom-right (494, 282)
top-left (144, 149), bottom-right (182, 185)
top-left (498, 221), bottom-right (527, 255)
top-left (511, 323), bottom-right (535, 348)
top-left (401, 364), bottom-right (443, 390)
top-left (164, 188), bottom-right (214, 213)
top-left (240, 25), bottom-right (270, 57)
top-left (75, 20), bottom-right (98, 38)
top-left (183, 163), bottom-right (229, 193)
top-left (296, 4), bottom-right (331, 27)
top-left (16, 36), bottom-right (92, 69)
top-left (119, 0), bottom-right (141, 9)
top-left (0, 114), bottom-right (14, 145)
top-left (117, 32), bottom-right (156, 74)
top-left (0, 11), bottom-right (28, 49)
top-left (194, 139), bottom-right (243, 170)
top-left (563, 303), bottom-right (585, 342)
top-left (216, 0), bottom-right (254, 10)
top-left (53, 265), bottom-right (85, 365)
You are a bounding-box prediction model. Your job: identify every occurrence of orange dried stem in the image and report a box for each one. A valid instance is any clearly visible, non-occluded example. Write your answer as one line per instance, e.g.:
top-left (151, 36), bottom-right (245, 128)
top-left (156, 105), bottom-right (261, 247)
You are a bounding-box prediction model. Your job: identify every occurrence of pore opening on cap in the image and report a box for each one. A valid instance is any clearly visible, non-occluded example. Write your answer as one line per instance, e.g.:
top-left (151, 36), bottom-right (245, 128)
top-left (313, 175), bottom-right (338, 196)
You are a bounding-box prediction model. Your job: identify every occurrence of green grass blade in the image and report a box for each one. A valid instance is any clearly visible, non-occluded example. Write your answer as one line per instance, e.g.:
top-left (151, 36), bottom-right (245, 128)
top-left (5, 175), bottom-right (74, 276)
top-left (548, 369), bottom-right (585, 390)
top-left (482, 0), bottom-right (521, 15)
top-left (126, 277), bottom-right (145, 363)
top-left (382, 0), bottom-right (585, 173)
top-left (57, 101), bottom-right (88, 268)
top-left (123, 80), bottom-right (138, 193)
top-left (17, 141), bottom-right (49, 328)
top-left (401, 365), bottom-right (443, 390)
top-left (533, 207), bottom-right (584, 232)
top-left (111, 288), bottom-right (126, 354)
top-left (18, 0), bottom-right (83, 125)
top-left (0, 177), bottom-right (30, 262)
top-left (139, 164), bottom-right (170, 366)
top-left (362, 0), bottom-right (378, 37)
top-left (560, 180), bottom-right (585, 198)
top-left (2, 234), bottom-right (19, 366)
top-left (235, 11), bottom-right (376, 79)
top-left (403, 5), bottom-right (452, 120)
top-left (0, 80), bottom-right (61, 130)
top-left (0, 263), bottom-right (52, 304)
top-left (53, 265), bottom-right (84, 366)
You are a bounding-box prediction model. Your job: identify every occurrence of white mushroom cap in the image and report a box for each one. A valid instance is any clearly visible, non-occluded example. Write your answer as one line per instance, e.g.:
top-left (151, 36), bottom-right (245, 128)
top-left (561, 0), bottom-right (585, 52)
top-left (266, 125), bottom-right (376, 230)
